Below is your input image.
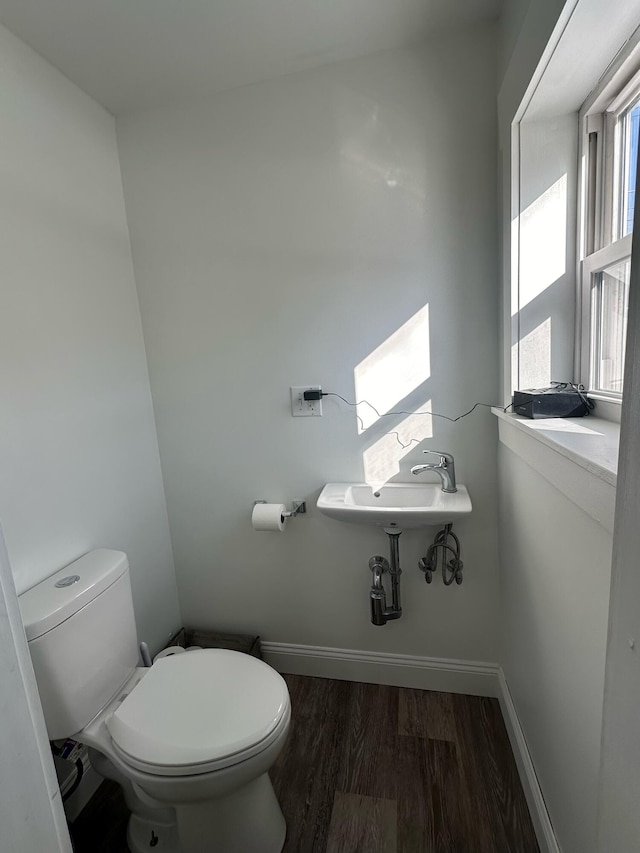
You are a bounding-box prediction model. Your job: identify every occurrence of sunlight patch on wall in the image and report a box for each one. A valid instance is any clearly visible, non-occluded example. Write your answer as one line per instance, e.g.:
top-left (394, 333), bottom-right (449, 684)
top-left (354, 304), bottom-right (430, 433)
top-left (518, 174), bottom-right (567, 313)
top-left (519, 317), bottom-right (551, 389)
top-left (362, 400), bottom-right (433, 489)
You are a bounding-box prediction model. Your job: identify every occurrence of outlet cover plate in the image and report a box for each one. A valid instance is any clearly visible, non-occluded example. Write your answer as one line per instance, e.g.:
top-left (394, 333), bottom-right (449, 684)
top-left (291, 386), bottom-right (323, 417)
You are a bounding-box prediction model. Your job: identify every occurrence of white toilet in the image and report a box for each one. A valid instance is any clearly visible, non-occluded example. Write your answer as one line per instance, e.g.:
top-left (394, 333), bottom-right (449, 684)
top-left (19, 549), bottom-right (291, 853)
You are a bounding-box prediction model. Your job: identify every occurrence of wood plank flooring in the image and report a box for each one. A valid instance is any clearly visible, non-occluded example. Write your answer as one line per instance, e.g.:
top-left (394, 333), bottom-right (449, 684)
top-left (70, 674), bottom-right (539, 853)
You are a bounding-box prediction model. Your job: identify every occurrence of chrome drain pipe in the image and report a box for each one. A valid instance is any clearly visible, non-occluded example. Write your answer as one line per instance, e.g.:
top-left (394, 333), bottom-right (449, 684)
top-left (368, 531), bottom-right (403, 626)
top-left (369, 555), bottom-right (389, 626)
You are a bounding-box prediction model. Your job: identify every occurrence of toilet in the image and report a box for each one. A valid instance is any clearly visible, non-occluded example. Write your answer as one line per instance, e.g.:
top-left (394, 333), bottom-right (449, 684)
top-left (19, 549), bottom-right (291, 853)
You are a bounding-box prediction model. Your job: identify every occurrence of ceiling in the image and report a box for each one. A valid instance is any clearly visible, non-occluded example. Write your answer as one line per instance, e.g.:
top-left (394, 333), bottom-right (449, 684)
top-left (0, 0), bottom-right (502, 115)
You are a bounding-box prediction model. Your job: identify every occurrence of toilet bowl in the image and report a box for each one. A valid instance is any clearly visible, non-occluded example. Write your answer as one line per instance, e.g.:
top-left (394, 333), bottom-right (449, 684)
top-left (18, 549), bottom-right (290, 853)
top-left (81, 650), bottom-right (290, 853)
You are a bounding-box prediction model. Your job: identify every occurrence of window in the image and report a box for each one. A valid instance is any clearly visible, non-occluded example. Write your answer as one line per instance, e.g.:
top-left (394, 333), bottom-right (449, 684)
top-left (580, 65), bottom-right (640, 400)
top-left (592, 259), bottom-right (629, 393)
top-left (619, 99), bottom-right (640, 238)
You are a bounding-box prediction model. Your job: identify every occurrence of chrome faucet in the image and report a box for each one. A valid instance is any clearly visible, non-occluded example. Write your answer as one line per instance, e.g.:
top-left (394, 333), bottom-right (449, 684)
top-left (411, 450), bottom-right (457, 493)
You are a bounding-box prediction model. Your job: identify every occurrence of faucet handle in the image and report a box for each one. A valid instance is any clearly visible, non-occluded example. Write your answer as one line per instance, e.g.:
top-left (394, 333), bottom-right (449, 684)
top-left (423, 450), bottom-right (454, 464)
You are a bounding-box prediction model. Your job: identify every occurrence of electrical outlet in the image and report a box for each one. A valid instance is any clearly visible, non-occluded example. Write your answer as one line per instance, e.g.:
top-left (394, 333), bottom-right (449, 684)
top-left (290, 386), bottom-right (323, 417)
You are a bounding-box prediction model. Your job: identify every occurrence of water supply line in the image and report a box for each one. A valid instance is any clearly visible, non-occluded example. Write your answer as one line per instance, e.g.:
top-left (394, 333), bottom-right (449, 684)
top-left (419, 523), bottom-right (464, 585)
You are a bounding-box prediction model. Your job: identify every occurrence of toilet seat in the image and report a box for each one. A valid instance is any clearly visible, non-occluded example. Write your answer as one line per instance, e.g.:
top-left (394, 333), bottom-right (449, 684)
top-left (106, 648), bottom-right (290, 777)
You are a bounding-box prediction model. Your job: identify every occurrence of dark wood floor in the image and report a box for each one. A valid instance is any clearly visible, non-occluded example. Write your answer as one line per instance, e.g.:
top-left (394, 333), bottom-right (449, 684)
top-left (70, 674), bottom-right (539, 853)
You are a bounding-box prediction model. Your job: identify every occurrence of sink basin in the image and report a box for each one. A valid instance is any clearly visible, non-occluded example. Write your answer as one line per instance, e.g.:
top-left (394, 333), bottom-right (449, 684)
top-left (317, 482), bottom-right (472, 530)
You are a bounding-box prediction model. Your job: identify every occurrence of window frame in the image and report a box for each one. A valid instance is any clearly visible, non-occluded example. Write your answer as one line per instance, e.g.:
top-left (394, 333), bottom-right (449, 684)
top-left (578, 53), bottom-right (640, 404)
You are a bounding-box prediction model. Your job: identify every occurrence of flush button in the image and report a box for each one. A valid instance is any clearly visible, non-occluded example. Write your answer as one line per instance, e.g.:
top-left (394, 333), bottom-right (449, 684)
top-left (55, 574), bottom-right (80, 588)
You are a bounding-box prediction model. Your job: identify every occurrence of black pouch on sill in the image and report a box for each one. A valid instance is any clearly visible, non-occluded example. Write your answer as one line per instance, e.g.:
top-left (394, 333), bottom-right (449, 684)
top-left (512, 385), bottom-right (592, 418)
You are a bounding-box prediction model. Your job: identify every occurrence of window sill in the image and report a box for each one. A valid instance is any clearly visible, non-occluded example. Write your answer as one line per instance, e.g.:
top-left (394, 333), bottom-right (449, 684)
top-left (493, 408), bottom-right (618, 532)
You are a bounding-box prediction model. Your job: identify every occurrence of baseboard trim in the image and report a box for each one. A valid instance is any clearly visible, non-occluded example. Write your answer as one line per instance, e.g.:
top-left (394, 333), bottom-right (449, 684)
top-left (262, 641), bottom-right (500, 697)
top-left (497, 669), bottom-right (561, 853)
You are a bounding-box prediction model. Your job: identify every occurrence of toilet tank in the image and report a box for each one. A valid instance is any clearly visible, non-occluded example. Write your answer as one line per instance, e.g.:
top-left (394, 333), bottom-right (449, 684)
top-left (19, 549), bottom-right (139, 740)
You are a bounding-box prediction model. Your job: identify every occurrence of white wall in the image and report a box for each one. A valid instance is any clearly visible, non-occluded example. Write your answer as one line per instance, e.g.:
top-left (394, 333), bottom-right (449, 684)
top-left (497, 0), bottom-right (567, 397)
top-left (498, 442), bottom-right (612, 853)
top-left (0, 23), bottom-right (181, 654)
top-left (499, 0), bottom-right (536, 83)
top-left (117, 24), bottom-right (502, 662)
top-left (0, 525), bottom-right (71, 852)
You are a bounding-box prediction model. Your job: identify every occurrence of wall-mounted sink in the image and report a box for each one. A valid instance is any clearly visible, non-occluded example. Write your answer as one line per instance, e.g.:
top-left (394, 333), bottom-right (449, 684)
top-left (317, 482), bottom-right (472, 530)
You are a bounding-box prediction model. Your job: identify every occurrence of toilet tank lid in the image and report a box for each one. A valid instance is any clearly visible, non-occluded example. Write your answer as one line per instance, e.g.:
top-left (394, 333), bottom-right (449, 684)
top-left (19, 549), bottom-right (129, 641)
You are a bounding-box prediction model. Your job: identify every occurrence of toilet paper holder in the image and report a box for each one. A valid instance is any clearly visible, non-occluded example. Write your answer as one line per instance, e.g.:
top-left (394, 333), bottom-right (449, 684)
top-left (254, 499), bottom-right (306, 518)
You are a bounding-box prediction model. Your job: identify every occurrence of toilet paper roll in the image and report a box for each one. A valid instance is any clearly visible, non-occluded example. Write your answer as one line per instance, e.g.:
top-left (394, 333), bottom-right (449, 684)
top-left (252, 502), bottom-right (287, 532)
top-left (153, 646), bottom-right (186, 663)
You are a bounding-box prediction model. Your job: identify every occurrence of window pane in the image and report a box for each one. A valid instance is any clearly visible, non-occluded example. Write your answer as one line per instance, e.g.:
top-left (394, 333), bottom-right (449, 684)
top-left (594, 259), bottom-right (630, 393)
top-left (621, 101), bottom-right (640, 237)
